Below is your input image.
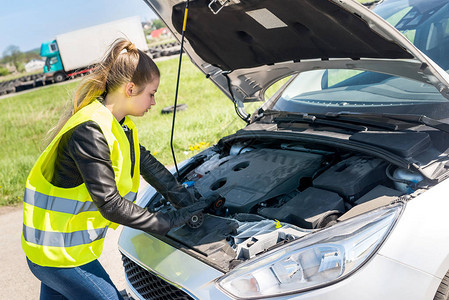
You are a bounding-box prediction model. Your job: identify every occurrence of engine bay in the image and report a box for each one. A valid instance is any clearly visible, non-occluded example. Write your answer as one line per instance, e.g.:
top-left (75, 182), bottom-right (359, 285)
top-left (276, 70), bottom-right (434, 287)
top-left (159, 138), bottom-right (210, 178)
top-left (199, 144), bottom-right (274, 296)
top-left (146, 138), bottom-right (427, 271)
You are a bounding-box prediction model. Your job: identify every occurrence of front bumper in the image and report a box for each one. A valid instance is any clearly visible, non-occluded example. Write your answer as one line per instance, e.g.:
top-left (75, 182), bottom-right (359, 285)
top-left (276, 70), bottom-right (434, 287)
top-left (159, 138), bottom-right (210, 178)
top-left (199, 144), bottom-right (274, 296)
top-left (118, 227), bottom-right (225, 300)
top-left (121, 255), bottom-right (195, 299)
top-left (118, 226), bottom-right (440, 300)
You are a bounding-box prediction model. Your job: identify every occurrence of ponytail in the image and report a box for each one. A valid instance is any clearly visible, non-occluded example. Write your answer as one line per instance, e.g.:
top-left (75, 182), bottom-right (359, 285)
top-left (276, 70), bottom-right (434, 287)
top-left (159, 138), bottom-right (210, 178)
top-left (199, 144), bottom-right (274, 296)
top-left (45, 38), bottom-right (159, 146)
top-left (73, 39), bottom-right (142, 113)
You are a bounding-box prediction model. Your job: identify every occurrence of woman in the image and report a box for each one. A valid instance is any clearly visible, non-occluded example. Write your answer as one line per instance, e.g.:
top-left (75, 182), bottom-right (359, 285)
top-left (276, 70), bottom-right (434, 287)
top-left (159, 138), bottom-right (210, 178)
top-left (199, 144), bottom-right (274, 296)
top-left (22, 39), bottom-right (207, 299)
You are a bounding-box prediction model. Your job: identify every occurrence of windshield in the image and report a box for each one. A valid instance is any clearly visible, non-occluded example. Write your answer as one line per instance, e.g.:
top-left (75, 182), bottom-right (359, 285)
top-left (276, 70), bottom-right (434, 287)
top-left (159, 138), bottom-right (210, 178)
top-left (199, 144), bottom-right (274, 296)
top-left (272, 0), bottom-right (449, 119)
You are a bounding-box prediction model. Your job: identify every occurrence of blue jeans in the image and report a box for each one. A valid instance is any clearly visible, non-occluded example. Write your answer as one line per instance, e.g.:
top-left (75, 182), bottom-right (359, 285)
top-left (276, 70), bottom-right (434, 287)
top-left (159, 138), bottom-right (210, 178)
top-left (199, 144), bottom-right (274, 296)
top-left (27, 258), bottom-right (124, 300)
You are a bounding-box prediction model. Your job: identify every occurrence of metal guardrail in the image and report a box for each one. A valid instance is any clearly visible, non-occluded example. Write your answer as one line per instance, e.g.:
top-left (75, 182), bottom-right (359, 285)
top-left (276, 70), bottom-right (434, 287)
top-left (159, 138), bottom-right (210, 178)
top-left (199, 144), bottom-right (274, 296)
top-left (0, 73), bottom-right (48, 95)
top-left (148, 41), bottom-right (181, 59)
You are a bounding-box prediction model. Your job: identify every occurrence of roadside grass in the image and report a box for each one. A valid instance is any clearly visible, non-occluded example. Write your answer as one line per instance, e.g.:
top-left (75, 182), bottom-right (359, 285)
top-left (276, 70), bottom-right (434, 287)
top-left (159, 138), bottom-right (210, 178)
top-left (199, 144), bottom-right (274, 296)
top-left (0, 81), bottom-right (79, 205)
top-left (0, 57), bottom-right (256, 206)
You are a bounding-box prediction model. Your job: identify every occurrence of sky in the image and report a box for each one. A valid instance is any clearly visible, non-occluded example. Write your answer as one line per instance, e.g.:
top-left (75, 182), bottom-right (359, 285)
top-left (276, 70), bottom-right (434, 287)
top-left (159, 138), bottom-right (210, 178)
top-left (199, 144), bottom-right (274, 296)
top-left (0, 0), bottom-right (158, 56)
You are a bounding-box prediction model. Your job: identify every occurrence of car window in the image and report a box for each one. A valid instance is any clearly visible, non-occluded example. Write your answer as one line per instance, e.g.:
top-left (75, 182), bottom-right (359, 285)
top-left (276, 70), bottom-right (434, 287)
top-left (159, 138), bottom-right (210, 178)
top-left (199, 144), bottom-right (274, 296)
top-left (264, 76), bottom-right (291, 101)
top-left (386, 6), bottom-right (416, 42)
top-left (271, 0), bottom-right (449, 118)
top-left (49, 57), bottom-right (58, 65)
top-left (395, 1), bottom-right (449, 68)
top-left (326, 70), bottom-right (364, 87)
top-left (279, 69), bottom-right (445, 104)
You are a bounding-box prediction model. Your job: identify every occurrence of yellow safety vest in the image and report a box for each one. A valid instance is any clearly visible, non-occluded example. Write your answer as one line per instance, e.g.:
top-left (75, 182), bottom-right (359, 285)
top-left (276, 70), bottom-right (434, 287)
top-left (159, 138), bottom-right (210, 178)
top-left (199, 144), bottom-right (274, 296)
top-left (22, 100), bottom-right (140, 267)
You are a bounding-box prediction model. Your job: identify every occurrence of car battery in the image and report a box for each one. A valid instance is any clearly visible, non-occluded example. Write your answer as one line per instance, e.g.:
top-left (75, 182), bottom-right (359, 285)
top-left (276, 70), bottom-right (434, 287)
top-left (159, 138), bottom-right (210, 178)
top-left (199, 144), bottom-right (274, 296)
top-left (258, 187), bottom-right (345, 229)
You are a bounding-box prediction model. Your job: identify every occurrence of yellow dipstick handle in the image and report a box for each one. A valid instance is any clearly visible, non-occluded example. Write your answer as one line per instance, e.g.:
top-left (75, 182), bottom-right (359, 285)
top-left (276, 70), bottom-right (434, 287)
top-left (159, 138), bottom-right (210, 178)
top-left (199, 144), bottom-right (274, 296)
top-left (275, 219), bottom-right (282, 229)
top-left (183, 8), bottom-right (189, 32)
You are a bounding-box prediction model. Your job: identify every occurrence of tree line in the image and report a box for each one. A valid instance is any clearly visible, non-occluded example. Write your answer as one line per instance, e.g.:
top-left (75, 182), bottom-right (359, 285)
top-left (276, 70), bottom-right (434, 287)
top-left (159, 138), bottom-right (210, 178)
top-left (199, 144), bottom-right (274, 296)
top-left (1, 45), bottom-right (41, 76)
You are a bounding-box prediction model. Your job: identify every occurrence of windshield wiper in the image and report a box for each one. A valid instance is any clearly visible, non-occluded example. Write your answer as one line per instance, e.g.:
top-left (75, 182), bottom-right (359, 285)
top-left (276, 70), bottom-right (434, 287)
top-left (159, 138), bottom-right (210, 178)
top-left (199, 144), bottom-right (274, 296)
top-left (333, 112), bottom-right (449, 134)
top-left (272, 113), bottom-right (369, 132)
top-left (324, 113), bottom-right (399, 131)
top-left (266, 111), bottom-right (398, 132)
top-left (266, 110), bottom-right (449, 133)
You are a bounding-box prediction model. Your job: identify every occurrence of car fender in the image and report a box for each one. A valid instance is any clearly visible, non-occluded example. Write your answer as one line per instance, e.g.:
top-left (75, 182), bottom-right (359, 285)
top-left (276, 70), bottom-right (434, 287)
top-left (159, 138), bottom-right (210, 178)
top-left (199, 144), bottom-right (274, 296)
top-left (378, 178), bottom-right (449, 279)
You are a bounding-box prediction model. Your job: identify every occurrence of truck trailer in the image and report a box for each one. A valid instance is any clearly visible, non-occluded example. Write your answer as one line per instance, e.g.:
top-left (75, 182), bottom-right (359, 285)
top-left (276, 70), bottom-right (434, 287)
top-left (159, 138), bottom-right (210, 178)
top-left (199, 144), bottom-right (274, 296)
top-left (40, 16), bottom-right (148, 82)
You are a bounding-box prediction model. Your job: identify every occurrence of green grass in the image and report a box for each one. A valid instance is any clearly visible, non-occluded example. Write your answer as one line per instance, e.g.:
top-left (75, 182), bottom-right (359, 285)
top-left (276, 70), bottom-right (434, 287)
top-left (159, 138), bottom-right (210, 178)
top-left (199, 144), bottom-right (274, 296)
top-left (0, 81), bottom-right (80, 205)
top-left (0, 57), bottom-right (252, 206)
top-left (132, 58), bottom-right (249, 164)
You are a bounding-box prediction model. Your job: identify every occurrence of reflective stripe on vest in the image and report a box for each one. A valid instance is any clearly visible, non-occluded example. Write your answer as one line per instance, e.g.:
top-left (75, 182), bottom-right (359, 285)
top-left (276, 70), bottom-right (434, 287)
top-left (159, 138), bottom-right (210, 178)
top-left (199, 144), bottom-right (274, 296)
top-left (24, 188), bottom-right (98, 215)
top-left (22, 100), bottom-right (140, 267)
top-left (23, 224), bottom-right (108, 247)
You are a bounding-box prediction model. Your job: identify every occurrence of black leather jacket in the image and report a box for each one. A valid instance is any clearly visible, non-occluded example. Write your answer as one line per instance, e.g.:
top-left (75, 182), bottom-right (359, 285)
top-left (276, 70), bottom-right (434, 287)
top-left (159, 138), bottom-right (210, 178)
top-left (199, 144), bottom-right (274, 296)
top-left (51, 120), bottom-right (195, 235)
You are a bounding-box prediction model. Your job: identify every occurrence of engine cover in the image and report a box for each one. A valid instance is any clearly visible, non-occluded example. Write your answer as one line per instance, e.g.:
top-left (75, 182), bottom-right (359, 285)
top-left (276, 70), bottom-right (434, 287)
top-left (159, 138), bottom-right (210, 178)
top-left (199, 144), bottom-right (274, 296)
top-left (194, 149), bottom-right (323, 212)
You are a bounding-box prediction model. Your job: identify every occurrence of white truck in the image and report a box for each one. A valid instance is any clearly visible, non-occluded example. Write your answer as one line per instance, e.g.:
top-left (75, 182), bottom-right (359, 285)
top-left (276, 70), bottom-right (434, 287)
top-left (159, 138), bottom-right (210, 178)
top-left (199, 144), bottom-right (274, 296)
top-left (40, 16), bottom-right (148, 82)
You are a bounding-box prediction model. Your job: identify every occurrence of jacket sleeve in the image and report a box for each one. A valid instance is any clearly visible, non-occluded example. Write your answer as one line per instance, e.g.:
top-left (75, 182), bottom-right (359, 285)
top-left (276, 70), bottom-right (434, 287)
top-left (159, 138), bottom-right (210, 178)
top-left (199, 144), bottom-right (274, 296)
top-left (139, 144), bottom-right (195, 208)
top-left (67, 121), bottom-right (173, 235)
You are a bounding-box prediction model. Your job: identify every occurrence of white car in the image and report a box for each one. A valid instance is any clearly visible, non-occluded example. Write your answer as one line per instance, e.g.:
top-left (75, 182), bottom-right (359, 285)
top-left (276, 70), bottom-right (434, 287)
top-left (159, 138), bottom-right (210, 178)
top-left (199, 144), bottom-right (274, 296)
top-left (118, 0), bottom-right (449, 299)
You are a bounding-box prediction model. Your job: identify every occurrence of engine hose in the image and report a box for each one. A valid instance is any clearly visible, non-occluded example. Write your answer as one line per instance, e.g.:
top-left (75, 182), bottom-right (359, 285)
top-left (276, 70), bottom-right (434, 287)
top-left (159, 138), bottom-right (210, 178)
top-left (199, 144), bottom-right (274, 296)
top-left (385, 164), bottom-right (414, 185)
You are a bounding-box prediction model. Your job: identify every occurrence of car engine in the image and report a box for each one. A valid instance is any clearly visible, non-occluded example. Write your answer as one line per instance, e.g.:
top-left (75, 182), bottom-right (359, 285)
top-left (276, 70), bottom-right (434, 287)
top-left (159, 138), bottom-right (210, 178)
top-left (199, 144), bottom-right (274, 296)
top-left (146, 141), bottom-right (423, 271)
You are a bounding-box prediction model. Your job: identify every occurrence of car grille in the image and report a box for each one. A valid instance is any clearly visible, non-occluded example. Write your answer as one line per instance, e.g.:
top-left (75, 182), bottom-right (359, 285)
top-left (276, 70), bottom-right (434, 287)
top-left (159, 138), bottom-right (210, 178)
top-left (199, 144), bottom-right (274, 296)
top-left (122, 255), bottom-right (195, 300)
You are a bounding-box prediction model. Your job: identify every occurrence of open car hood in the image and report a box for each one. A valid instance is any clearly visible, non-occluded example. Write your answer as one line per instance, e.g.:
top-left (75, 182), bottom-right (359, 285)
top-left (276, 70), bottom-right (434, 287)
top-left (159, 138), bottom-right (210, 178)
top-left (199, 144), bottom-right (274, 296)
top-left (144, 0), bottom-right (449, 105)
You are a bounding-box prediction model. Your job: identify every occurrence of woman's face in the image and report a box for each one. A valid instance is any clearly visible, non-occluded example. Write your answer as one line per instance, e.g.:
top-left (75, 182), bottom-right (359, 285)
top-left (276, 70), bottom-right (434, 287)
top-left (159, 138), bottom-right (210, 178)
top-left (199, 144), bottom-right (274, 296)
top-left (127, 77), bottom-right (160, 116)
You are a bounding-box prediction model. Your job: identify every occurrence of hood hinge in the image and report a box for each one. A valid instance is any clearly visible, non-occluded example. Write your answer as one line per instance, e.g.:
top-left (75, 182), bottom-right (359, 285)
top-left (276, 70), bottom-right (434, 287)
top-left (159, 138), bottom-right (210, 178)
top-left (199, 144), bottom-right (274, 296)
top-left (208, 0), bottom-right (230, 14)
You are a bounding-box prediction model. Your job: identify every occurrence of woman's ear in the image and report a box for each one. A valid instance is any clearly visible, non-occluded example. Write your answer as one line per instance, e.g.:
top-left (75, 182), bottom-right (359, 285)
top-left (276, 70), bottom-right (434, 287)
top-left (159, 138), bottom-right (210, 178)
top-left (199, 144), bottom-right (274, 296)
top-left (125, 82), bottom-right (135, 98)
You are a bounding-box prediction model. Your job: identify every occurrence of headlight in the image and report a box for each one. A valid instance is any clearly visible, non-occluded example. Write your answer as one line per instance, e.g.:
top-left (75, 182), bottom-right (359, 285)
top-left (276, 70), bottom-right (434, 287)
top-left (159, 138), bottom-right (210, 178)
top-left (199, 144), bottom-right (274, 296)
top-left (217, 203), bottom-right (403, 298)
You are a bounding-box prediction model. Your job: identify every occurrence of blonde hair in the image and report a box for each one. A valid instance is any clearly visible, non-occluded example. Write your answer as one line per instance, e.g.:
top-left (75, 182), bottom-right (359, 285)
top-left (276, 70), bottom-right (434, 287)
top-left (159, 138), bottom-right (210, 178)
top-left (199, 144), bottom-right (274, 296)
top-left (46, 38), bottom-right (159, 145)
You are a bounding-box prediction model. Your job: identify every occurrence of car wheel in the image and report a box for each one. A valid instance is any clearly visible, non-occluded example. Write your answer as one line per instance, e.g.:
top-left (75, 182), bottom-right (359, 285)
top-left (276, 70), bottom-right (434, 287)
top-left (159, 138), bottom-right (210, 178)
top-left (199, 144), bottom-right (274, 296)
top-left (161, 103), bottom-right (188, 114)
top-left (434, 270), bottom-right (449, 300)
top-left (54, 72), bottom-right (66, 83)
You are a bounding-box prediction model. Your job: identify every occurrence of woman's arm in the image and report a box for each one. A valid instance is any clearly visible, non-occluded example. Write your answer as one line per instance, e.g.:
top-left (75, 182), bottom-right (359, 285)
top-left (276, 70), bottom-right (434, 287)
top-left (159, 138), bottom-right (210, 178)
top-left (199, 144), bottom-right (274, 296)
top-left (139, 144), bottom-right (195, 208)
top-left (67, 122), bottom-right (202, 235)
